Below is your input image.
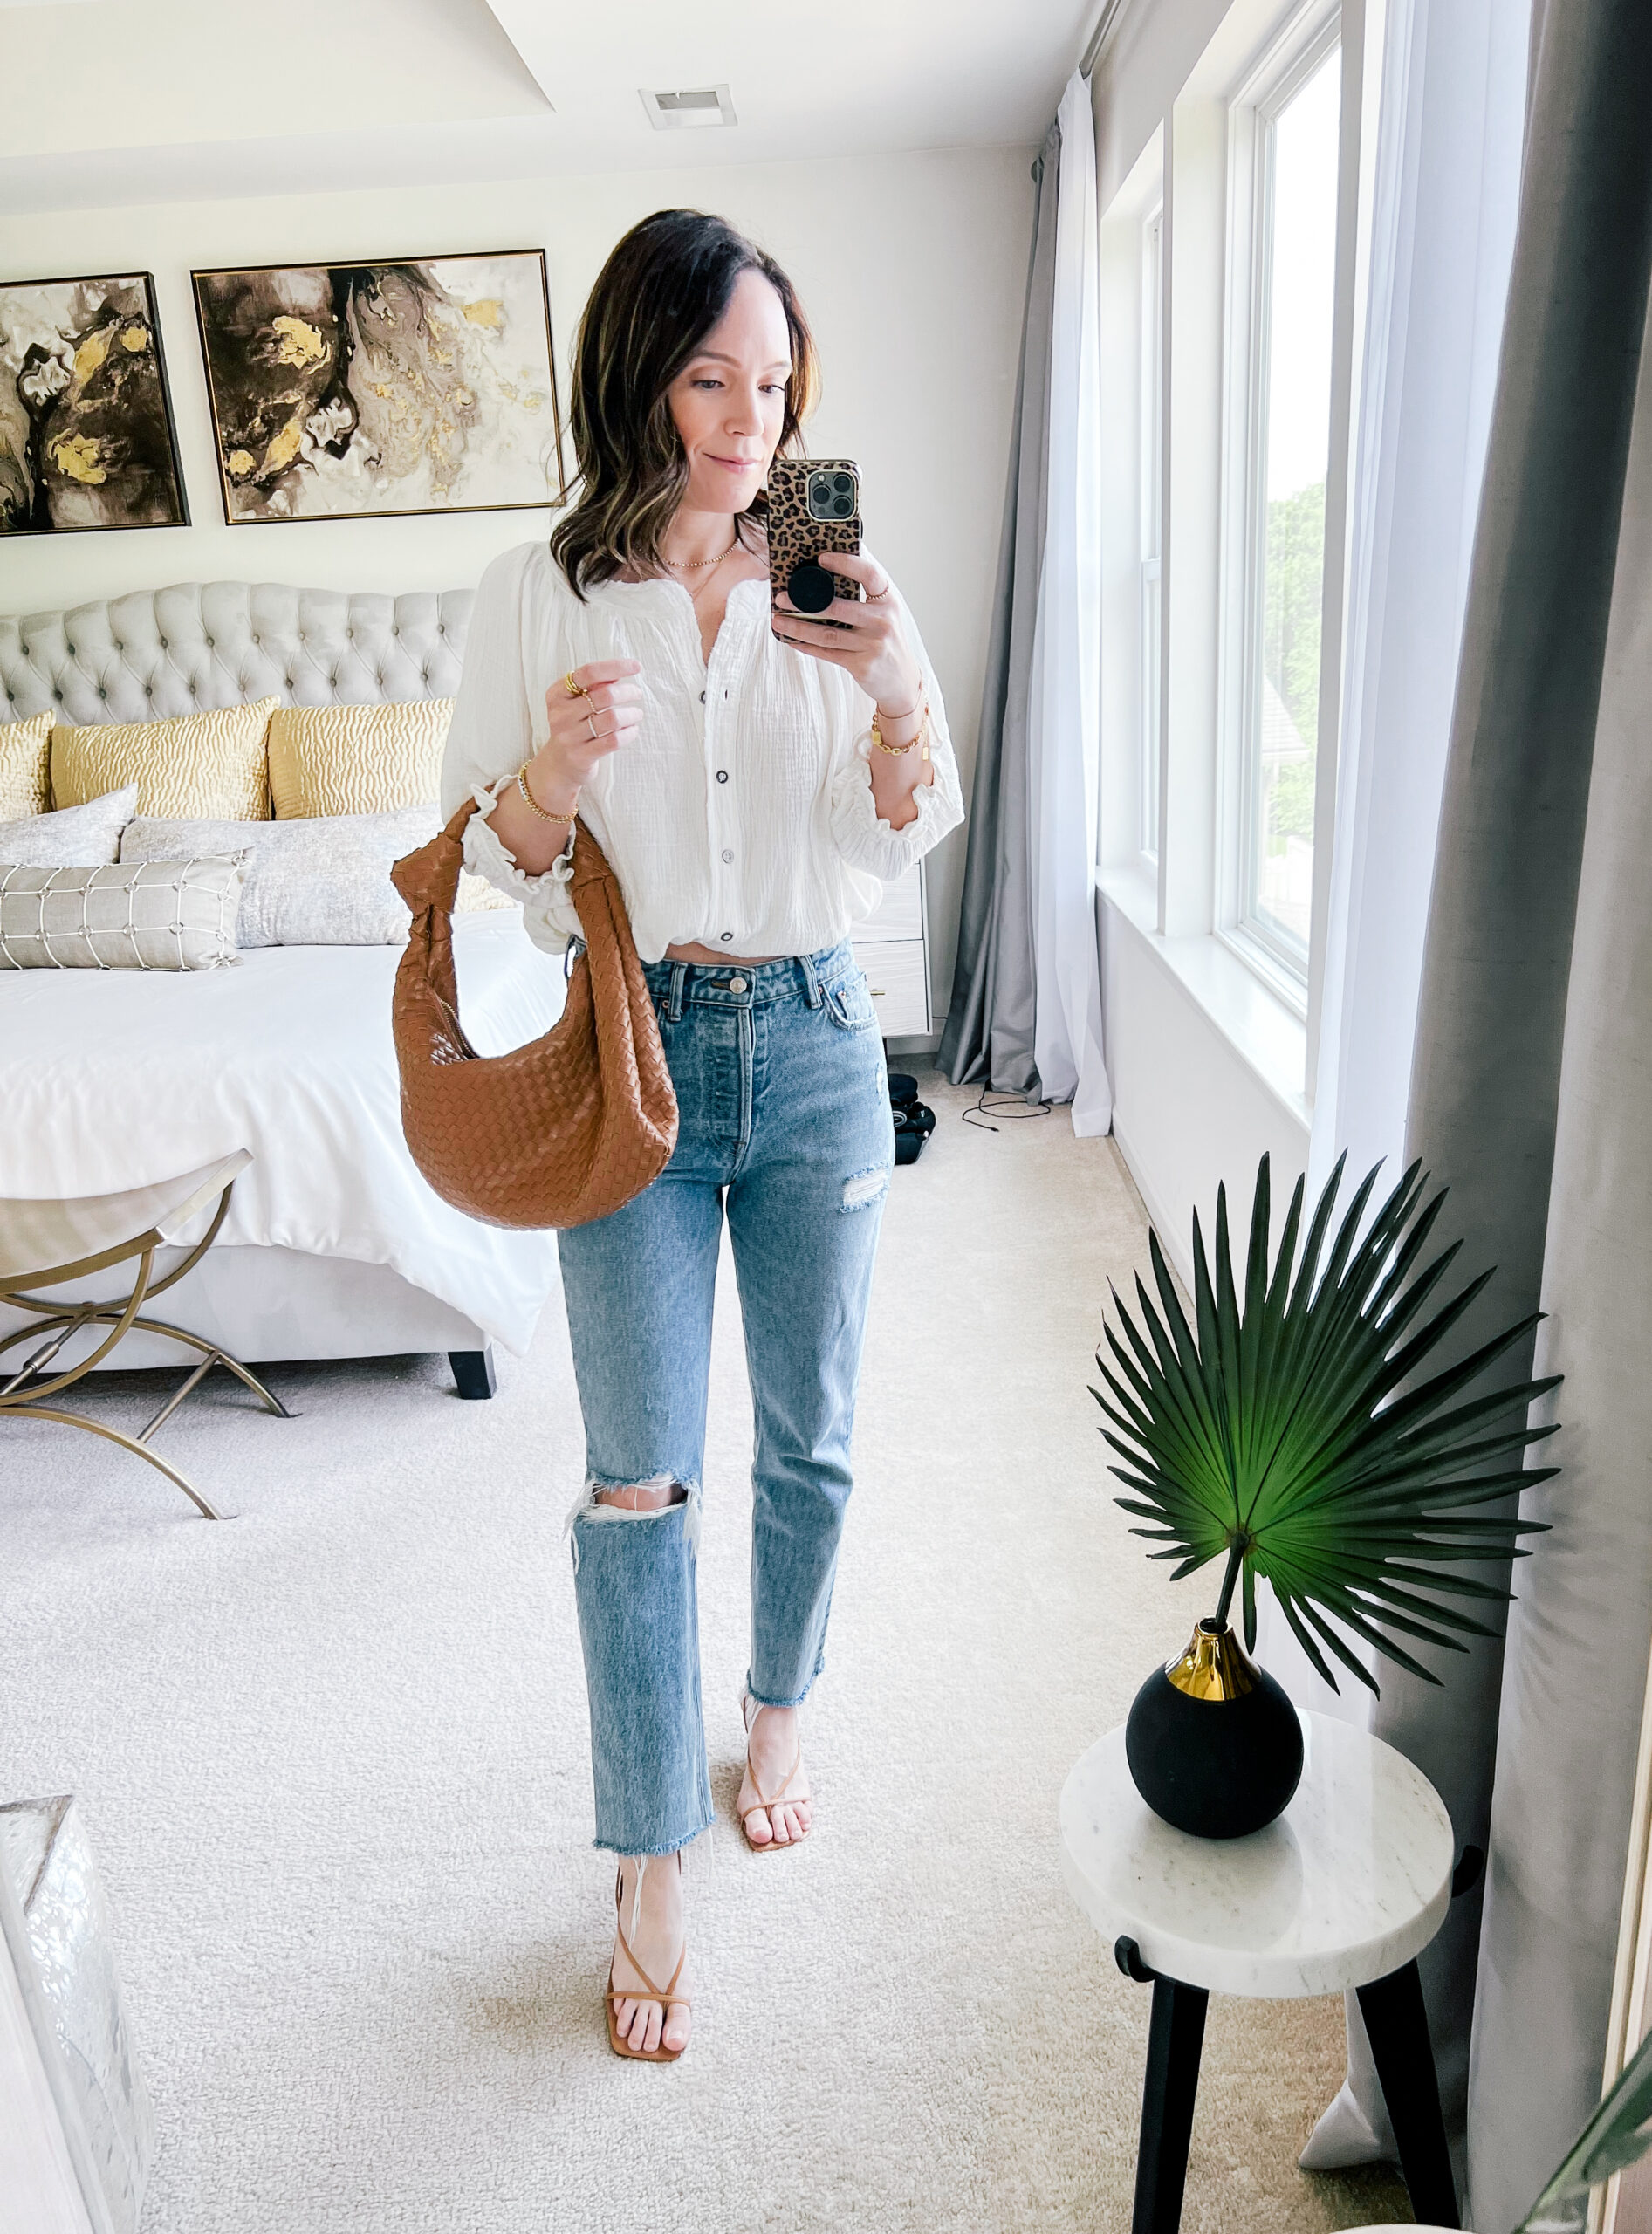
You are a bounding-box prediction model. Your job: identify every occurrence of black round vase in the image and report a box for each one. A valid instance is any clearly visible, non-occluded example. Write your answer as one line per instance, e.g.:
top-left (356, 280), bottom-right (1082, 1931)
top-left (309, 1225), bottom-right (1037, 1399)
top-left (1126, 1618), bottom-right (1304, 1840)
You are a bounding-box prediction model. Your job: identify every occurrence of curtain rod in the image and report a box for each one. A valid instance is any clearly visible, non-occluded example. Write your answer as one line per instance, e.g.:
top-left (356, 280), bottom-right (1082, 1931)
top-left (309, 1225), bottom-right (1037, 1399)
top-left (1079, 0), bottom-right (1130, 77)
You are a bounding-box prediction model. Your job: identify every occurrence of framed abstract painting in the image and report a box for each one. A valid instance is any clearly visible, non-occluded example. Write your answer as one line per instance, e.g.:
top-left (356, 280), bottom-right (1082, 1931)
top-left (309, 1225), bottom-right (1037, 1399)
top-left (0, 271), bottom-right (189, 536)
top-left (190, 249), bottom-right (566, 525)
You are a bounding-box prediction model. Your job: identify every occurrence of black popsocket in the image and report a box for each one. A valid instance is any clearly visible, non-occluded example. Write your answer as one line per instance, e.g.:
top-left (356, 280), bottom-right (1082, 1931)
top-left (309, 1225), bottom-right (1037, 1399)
top-left (786, 558), bottom-right (836, 613)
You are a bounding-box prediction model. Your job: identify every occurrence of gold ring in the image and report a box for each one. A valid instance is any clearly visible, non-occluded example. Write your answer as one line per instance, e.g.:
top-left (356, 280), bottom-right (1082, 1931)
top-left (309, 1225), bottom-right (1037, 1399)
top-left (564, 669), bottom-right (588, 697)
top-left (586, 709), bottom-right (598, 740)
top-left (867, 581), bottom-right (892, 603)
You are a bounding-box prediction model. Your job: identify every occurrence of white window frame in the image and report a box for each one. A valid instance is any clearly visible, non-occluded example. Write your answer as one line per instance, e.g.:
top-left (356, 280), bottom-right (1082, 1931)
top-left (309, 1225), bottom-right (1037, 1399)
top-left (1217, 1), bottom-right (1346, 1012)
top-left (1139, 202), bottom-right (1165, 864)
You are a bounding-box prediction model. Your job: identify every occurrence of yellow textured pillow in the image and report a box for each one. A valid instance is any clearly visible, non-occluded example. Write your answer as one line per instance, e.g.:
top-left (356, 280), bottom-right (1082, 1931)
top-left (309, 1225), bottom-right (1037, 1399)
top-left (51, 699), bottom-right (278, 820)
top-left (0, 710), bottom-right (52, 819)
top-left (269, 699), bottom-right (454, 819)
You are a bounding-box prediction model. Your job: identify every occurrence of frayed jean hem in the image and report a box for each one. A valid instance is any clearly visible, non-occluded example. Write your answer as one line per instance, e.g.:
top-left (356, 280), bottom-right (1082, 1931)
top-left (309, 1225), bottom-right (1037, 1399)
top-left (592, 1813), bottom-right (714, 1861)
top-left (744, 1658), bottom-right (826, 1713)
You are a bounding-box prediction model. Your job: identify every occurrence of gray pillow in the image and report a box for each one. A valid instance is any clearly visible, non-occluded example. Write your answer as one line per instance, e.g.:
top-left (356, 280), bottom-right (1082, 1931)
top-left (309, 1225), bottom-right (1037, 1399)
top-left (0, 856), bottom-right (246, 970)
top-left (120, 805), bottom-right (439, 947)
top-left (0, 784), bottom-right (139, 867)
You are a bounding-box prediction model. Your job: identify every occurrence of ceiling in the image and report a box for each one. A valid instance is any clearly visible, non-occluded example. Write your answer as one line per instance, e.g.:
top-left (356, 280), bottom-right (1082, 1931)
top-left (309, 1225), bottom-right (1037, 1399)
top-left (0, 0), bottom-right (1100, 216)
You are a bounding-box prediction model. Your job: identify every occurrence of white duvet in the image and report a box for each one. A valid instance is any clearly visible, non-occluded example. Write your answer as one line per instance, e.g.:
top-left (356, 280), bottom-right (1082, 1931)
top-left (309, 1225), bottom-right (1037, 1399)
top-left (0, 915), bottom-right (565, 1353)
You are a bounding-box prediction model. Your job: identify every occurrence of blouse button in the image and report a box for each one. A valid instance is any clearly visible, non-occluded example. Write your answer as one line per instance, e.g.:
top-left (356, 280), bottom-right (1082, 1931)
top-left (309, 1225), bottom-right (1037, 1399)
top-left (699, 689), bottom-right (706, 703)
top-left (720, 931), bottom-right (734, 942)
top-left (721, 848), bottom-right (734, 864)
top-left (716, 769), bottom-right (729, 784)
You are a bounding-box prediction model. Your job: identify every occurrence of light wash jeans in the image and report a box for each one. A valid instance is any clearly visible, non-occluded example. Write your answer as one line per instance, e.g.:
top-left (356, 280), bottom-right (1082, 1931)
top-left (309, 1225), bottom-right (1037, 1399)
top-left (559, 941), bottom-right (895, 1857)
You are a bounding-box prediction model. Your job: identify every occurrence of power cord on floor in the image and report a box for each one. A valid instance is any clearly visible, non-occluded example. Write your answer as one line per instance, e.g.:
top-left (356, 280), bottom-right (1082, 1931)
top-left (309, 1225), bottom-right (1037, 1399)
top-left (961, 1082), bottom-right (1053, 1132)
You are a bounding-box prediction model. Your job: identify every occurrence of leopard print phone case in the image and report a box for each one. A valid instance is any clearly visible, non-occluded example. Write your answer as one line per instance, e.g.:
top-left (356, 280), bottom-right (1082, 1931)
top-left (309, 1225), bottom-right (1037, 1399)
top-left (767, 457), bottom-right (863, 629)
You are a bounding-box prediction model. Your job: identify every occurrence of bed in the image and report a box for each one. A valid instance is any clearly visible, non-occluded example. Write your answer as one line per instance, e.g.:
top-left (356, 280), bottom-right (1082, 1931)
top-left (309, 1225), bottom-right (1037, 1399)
top-left (0, 581), bottom-right (564, 1394)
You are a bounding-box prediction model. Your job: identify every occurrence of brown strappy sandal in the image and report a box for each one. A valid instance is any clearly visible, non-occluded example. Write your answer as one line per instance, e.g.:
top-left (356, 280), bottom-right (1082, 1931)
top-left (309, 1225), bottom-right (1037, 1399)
top-left (606, 1855), bottom-right (690, 2062)
top-left (738, 1689), bottom-right (812, 1854)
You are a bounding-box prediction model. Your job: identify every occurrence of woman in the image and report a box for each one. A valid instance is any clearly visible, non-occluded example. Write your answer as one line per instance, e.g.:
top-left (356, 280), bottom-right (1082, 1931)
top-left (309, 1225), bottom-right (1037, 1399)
top-left (442, 209), bottom-right (963, 2062)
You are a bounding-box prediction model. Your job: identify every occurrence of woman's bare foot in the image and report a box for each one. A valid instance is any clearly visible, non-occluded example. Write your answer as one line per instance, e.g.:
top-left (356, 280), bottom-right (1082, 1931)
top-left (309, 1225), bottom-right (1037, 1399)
top-left (738, 1697), bottom-right (813, 1848)
top-left (609, 1853), bottom-right (691, 2056)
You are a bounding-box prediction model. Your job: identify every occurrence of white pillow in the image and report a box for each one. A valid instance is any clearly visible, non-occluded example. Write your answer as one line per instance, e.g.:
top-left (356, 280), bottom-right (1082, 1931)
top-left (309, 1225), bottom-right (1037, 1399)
top-left (0, 785), bottom-right (139, 867)
top-left (120, 805), bottom-right (438, 948)
top-left (0, 857), bottom-right (245, 970)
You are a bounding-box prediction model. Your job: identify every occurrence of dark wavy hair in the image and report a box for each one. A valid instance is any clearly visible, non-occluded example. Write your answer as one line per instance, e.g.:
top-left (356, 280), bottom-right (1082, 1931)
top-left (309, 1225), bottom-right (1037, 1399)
top-left (549, 209), bottom-right (819, 597)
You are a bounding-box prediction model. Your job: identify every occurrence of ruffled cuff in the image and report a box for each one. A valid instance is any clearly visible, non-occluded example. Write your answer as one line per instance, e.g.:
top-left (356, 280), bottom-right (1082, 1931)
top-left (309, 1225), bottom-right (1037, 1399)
top-left (828, 732), bottom-right (965, 881)
top-left (463, 778), bottom-right (579, 954)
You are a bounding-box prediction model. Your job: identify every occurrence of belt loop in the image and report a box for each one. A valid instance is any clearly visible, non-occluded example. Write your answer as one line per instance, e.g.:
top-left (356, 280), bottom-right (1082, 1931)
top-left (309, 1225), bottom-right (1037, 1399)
top-left (668, 961), bottom-right (688, 1022)
top-left (799, 951), bottom-right (821, 1008)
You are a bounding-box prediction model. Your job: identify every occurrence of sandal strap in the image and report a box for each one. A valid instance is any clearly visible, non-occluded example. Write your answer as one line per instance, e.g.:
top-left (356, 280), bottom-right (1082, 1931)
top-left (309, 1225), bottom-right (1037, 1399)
top-left (742, 1739), bottom-right (804, 1815)
top-left (609, 1980), bottom-right (691, 2011)
top-left (613, 1873), bottom-right (689, 2008)
top-left (740, 1693), bottom-right (807, 1816)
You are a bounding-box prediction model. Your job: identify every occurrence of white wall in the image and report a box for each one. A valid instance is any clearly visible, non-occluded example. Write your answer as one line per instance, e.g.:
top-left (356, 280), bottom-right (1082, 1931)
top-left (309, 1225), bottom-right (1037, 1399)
top-left (0, 143), bottom-right (1035, 1023)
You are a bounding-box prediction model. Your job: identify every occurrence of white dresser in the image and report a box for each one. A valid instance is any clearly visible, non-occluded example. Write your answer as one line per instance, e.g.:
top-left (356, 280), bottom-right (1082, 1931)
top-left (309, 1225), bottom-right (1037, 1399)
top-left (851, 861), bottom-right (930, 1040)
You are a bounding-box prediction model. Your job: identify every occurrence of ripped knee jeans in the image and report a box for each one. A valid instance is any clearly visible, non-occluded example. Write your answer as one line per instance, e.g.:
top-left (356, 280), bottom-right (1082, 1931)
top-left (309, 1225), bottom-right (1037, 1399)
top-left (557, 942), bottom-right (895, 1856)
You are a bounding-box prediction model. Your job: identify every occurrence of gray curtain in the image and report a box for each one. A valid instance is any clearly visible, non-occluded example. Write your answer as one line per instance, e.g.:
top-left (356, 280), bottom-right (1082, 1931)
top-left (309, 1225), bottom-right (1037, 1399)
top-left (1470, 287), bottom-right (1652, 2234)
top-left (1369, 0), bottom-right (1652, 2210)
top-left (938, 123), bottom-right (1058, 1097)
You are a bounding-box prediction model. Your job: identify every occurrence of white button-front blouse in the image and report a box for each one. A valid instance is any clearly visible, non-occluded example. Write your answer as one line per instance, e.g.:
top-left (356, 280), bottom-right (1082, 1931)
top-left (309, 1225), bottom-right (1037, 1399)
top-left (440, 540), bottom-right (964, 961)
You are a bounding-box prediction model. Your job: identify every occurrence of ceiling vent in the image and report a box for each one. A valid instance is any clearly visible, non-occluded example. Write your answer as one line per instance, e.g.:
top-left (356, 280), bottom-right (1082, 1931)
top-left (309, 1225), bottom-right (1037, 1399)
top-left (639, 85), bottom-right (737, 131)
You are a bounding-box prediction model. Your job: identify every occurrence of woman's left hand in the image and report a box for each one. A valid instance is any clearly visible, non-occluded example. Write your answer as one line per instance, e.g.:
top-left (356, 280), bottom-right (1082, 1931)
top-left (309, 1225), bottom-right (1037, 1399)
top-left (771, 551), bottom-right (923, 715)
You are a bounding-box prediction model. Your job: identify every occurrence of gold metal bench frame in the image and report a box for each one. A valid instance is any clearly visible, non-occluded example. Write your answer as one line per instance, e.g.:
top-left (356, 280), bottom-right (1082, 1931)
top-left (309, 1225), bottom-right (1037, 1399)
top-left (0, 1174), bottom-right (290, 1519)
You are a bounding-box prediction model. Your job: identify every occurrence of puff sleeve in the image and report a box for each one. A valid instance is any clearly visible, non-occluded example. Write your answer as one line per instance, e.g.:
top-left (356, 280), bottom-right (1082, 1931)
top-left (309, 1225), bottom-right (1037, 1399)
top-left (440, 544), bottom-right (583, 955)
top-left (826, 589), bottom-right (965, 881)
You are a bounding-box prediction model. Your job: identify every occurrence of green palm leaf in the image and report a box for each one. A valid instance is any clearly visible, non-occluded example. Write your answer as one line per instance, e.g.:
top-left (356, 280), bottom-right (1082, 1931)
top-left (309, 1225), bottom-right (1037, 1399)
top-left (1518, 2022), bottom-right (1652, 2231)
top-left (1092, 1154), bottom-right (1561, 1696)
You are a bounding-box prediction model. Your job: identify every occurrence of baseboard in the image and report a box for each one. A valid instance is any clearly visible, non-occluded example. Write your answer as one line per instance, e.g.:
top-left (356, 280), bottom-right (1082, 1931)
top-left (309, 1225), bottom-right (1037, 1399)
top-left (1109, 1111), bottom-right (1195, 1294)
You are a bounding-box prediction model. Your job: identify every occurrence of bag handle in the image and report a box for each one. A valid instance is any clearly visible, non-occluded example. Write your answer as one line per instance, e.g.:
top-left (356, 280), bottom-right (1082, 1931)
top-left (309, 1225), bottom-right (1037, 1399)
top-left (392, 798), bottom-right (474, 920)
top-left (390, 798), bottom-right (621, 924)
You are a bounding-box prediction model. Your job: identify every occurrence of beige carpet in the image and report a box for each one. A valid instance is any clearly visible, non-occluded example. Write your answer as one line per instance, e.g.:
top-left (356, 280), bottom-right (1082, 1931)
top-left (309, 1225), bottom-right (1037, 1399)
top-left (0, 1072), bottom-right (1410, 2234)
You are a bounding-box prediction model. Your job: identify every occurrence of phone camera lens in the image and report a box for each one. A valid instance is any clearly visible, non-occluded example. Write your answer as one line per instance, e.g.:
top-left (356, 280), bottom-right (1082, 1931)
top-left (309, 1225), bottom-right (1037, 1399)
top-left (833, 474), bottom-right (853, 495)
top-left (833, 497), bottom-right (853, 517)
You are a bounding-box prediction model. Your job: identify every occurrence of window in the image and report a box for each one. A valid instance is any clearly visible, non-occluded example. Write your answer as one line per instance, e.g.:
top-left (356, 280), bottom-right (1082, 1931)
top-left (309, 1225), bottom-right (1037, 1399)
top-left (1230, 25), bottom-right (1342, 983)
top-left (1140, 205), bottom-right (1164, 862)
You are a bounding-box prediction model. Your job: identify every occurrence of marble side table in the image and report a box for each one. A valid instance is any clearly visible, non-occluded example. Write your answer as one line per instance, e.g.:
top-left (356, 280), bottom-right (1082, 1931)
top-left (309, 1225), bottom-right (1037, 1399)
top-left (1060, 1712), bottom-right (1457, 2234)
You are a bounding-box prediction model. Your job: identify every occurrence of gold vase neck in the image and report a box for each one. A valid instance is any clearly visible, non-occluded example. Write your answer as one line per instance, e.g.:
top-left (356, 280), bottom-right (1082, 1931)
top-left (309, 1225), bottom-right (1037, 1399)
top-left (1166, 1618), bottom-right (1261, 1701)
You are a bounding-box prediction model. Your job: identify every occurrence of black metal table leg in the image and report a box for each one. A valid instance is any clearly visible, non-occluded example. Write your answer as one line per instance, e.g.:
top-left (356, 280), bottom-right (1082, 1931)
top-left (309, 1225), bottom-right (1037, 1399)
top-left (1355, 1959), bottom-right (1460, 2228)
top-left (1133, 1974), bottom-right (1210, 2234)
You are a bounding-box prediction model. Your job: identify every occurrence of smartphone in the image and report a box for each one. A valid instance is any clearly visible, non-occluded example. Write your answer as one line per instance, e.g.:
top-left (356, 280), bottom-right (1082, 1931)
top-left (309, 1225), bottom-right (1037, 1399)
top-left (767, 457), bottom-right (863, 628)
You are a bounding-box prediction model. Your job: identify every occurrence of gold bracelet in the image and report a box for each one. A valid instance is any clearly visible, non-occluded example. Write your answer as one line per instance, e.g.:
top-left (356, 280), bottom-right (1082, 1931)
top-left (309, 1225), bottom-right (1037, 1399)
top-left (874, 690), bottom-right (924, 725)
top-left (517, 764), bottom-right (578, 823)
top-left (871, 702), bottom-right (931, 762)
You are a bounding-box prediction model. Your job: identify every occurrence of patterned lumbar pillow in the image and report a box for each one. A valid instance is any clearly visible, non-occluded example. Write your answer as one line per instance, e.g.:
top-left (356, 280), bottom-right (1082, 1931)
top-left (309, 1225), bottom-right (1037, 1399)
top-left (268, 700), bottom-right (454, 818)
top-left (0, 710), bottom-right (52, 819)
top-left (0, 856), bottom-right (246, 970)
top-left (122, 805), bottom-right (442, 946)
top-left (0, 784), bottom-right (139, 867)
top-left (51, 699), bottom-right (278, 820)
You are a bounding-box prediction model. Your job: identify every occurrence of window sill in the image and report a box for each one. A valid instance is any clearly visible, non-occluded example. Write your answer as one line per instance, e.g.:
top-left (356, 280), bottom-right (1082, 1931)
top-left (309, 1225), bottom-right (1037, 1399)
top-left (1095, 862), bottom-right (1310, 1127)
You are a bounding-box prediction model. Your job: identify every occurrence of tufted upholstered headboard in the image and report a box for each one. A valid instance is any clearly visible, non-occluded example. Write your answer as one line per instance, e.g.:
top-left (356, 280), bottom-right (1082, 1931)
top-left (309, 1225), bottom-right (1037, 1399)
top-left (0, 581), bottom-right (475, 728)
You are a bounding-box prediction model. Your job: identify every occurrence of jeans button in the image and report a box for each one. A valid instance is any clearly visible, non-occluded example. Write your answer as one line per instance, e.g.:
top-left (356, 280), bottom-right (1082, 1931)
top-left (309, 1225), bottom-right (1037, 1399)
top-left (728, 975), bottom-right (748, 994)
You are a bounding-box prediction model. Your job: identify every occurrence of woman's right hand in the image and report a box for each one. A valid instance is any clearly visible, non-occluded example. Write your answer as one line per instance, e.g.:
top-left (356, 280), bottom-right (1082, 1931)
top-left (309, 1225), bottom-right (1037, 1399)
top-left (528, 657), bottom-right (644, 809)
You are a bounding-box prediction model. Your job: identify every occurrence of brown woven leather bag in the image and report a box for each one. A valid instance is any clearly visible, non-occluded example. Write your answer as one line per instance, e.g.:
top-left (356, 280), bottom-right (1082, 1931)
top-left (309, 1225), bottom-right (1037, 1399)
top-left (389, 801), bottom-right (677, 1229)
